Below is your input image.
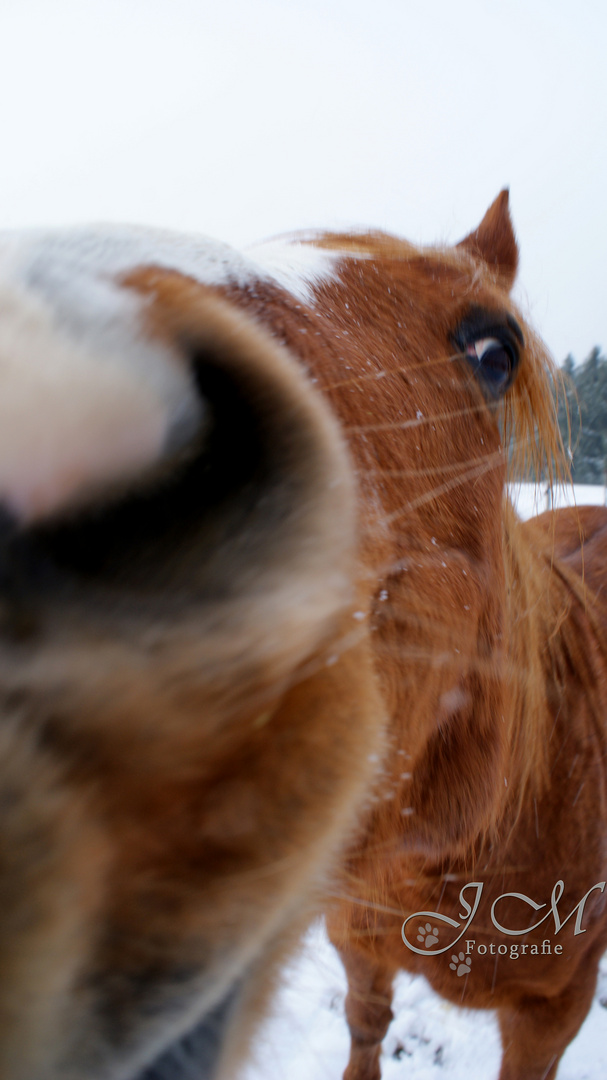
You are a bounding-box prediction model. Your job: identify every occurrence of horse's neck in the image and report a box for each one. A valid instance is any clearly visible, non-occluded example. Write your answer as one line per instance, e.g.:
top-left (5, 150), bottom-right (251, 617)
top-left (503, 499), bottom-right (607, 808)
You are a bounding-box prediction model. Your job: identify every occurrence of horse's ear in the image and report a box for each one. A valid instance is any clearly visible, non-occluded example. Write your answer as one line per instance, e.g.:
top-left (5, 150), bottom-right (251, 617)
top-left (456, 189), bottom-right (519, 289)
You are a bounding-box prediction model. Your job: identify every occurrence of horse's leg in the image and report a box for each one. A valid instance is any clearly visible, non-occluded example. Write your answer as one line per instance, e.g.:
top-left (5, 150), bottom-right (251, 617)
top-left (338, 948), bottom-right (396, 1080)
top-left (497, 954), bottom-right (601, 1080)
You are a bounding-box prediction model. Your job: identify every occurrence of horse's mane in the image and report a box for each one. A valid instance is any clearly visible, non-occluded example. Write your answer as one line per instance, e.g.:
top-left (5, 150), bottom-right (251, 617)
top-left (501, 334), bottom-right (607, 813)
top-left (502, 504), bottom-right (566, 802)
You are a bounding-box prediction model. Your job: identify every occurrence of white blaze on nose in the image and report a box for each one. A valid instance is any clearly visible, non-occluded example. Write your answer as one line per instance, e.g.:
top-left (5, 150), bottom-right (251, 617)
top-left (0, 282), bottom-right (202, 524)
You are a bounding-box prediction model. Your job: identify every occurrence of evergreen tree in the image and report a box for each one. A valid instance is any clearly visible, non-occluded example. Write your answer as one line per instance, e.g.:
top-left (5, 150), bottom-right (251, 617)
top-left (557, 354), bottom-right (578, 470)
top-left (557, 347), bottom-right (607, 483)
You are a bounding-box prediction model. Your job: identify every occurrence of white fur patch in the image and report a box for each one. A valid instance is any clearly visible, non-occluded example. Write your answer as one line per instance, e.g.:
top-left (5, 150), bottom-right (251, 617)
top-left (0, 272), bottom-right (203, 524)
top-left (0, 224), bottom-right (342, 317)
top-left (0, 223), bottom-right (343, 522)
top-left (246, 236), bottom-right (343, 303)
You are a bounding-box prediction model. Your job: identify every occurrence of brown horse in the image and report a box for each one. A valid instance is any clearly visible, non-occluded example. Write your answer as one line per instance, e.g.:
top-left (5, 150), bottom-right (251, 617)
top-left (0, 193), bottom-right (604, 1080)
top-left (317, 203), bottom-right (607, 1078)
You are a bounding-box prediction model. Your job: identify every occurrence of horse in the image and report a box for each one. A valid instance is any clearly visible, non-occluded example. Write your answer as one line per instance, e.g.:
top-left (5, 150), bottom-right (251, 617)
top-left (0, 191), bottom-right (603, 1080)
top-left (317, 201), bottom-right (607, 1078)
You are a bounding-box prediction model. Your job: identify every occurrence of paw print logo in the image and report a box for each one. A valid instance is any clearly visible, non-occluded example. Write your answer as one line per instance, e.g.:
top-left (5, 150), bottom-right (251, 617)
top-left (417, 923), bottom-right (439, 948)
top-left (449, 952), bottom-right (471, 977)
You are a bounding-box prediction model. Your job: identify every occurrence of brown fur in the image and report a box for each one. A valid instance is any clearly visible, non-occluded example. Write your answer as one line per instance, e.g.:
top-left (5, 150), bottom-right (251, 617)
top-left (214, 194), bottom-right (606, 1077)
top-left (0, 194), bottom-right (605, 1080)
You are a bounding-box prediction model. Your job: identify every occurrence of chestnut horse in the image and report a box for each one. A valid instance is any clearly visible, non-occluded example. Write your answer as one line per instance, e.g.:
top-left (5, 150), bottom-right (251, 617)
top-left (0, 192), bottom-right (604, 1080)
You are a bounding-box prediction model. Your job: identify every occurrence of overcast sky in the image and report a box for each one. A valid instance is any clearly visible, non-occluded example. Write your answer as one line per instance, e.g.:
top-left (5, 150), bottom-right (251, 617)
top-left (0, 0), bottom-right (604, 363)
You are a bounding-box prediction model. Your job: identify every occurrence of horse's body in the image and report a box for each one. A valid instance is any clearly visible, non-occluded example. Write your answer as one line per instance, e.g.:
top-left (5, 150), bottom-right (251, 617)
top-left (0, 193), bottom-right (604, 1080)
top-left (329, 499), bottom-right (607, 1080)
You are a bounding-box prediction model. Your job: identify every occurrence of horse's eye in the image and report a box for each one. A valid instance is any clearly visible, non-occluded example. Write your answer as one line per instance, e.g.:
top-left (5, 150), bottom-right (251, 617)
top-left (465, 336), bottom-right (517, 395)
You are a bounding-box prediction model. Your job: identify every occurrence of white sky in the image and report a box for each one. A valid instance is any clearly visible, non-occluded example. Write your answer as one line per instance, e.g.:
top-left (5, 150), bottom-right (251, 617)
top-left (0, 0), bottom-right (604, 363)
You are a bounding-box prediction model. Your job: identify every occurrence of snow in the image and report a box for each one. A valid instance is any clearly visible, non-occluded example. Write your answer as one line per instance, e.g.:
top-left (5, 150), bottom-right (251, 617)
top-left (508, 481), bottom-right (607, 519)
top-left (242, 923), bottom-right (607, 1080)
top-left (242, 485), bottom-right (607, 1080)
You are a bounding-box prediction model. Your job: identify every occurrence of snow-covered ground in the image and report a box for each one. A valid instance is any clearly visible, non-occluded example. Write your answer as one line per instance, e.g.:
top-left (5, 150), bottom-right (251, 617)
top-left (508, 481), bottom-right (607, 520)
top-left (242, 485), bottom-right (607, 1080)
top-left (242, 923), bottom-right (607, 1080)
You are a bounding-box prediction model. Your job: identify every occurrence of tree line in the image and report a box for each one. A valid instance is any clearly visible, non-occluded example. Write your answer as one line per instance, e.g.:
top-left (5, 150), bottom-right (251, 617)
top-left (557, 347), bottom-right (607, 484)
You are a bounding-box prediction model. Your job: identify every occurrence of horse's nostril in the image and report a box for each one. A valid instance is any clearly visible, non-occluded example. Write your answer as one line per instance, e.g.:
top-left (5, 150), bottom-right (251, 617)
top-left (0, 504), bottom-right (39, 640)
top-left (0, 504), bottom-right (19, 542)
top-left (0, 504), bottom-right (20, 584)
top-left (135, 986), bottom-right (239, 1080)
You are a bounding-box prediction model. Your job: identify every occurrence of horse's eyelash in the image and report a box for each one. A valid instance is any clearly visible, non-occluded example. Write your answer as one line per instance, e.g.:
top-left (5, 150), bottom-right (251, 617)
top-left (451, 307), bottom-right (525, 352)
